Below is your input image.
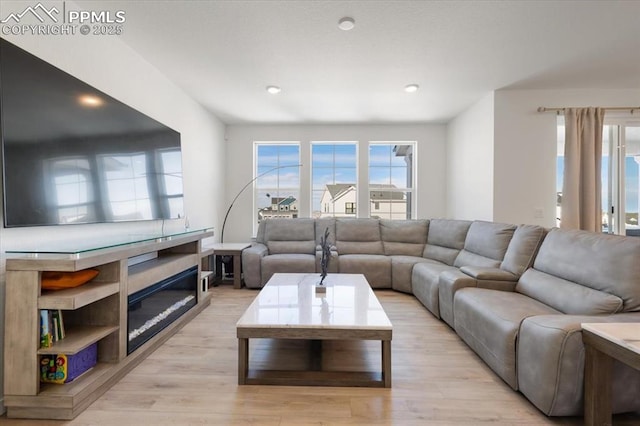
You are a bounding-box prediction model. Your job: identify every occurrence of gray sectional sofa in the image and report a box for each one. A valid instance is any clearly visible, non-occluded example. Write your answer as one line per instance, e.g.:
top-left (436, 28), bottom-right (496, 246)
top-left (242, 217), bottom-right (640, 417)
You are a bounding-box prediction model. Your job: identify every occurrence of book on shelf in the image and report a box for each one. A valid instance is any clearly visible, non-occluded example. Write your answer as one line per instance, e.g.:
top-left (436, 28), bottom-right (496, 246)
top-left (40, 309), bottom-right (66, 348)
top-left (40, 310), bottom-right (52, 348)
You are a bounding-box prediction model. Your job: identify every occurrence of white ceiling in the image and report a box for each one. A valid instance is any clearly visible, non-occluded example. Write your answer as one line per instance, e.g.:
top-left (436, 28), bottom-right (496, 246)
top-left (84, 0), bottom-right (640, 124)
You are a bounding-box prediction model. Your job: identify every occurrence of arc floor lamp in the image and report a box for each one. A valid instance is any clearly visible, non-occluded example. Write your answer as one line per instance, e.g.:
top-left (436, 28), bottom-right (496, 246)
top-left (220, 164), bottom-right (302, 244)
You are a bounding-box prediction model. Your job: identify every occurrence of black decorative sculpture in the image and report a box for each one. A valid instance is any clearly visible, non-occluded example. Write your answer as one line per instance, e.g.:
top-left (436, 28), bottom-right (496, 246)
top-left (319, 227), bottom-right (331, 286)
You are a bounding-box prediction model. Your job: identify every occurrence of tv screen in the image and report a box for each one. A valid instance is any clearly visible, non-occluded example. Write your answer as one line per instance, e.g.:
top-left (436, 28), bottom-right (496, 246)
top-left (0, 38), bottom-right (184, 227)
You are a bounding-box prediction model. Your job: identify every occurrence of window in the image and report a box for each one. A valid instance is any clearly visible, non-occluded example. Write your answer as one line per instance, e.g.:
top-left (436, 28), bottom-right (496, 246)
top-left (345, 202), bottom-right (356, 214)
top-left (254, 143), bottom-right (300, 232)
top-left (557, 118), bottom-right (639, 236)
top-left (311, 142), bottom-right (357, 217)
top-left (368, 142), bottom-right (415, 220)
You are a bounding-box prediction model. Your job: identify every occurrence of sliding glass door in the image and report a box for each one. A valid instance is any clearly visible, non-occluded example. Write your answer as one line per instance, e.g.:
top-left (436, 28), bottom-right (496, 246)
top-left (601, 123), bottom-right (639, 236)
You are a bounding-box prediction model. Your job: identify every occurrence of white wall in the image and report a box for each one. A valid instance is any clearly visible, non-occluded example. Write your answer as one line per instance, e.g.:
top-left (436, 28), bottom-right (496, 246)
top-left (446, 93), bottom-right (495, 220)
top-left (493, 88), bottom-right (640, 227)
top-left (224, 124), bottom-right (447, 242)
top-left (0, 30), bottom-right (225, 412)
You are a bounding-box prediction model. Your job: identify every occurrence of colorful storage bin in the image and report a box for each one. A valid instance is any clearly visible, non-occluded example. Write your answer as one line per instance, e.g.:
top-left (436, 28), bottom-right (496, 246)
top-left (40, 343), bottom-right (97, 384)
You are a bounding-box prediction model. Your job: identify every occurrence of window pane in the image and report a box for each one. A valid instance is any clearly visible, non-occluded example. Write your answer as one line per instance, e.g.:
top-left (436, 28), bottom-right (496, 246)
top-left (369, 167), bottom-right (391, 185)
top-left (391, 167), bottom-right (408, 188)
top-left (369, 144), bottom-right (391, 166)
top-left (256, 145), bottom-right (279, 167)
top-left (334, 144), bottom-right (357, 167)
top-left (334, 168), bottom-right (357, 184)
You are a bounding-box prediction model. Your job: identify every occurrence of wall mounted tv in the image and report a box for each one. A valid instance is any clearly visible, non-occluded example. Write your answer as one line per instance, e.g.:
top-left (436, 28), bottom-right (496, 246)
top-left (0, 38), bottom-right (184, 227)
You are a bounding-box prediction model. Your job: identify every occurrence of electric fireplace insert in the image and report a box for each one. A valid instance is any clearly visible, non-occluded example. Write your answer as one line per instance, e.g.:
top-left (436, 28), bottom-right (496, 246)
top-left (127, 266), bottom-right (198, 354)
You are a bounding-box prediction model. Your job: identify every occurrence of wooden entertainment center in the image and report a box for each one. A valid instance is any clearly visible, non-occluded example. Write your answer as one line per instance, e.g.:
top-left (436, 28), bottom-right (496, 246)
top-left (3, 229), bottom-right (213, 419)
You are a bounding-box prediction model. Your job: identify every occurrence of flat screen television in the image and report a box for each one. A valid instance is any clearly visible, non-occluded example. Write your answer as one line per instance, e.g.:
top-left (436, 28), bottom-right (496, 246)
top-left (0, 38), bottom-right (184, 227)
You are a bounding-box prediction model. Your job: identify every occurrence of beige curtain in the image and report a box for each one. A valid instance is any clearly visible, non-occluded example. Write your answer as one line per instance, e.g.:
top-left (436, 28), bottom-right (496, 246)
top-left (561, 107), bottom-right (605, 232)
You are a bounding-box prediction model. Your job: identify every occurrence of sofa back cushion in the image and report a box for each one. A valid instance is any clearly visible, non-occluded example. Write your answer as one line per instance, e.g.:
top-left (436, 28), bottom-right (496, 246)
top-left (380, 219), bottom-right (428, 256)
top-left (335, 218), bottom-right (384, 255)
top-left (256, 220), bottom-right (267, 244)
top-left (423, 219), bottom-right (472, 265)
top-left (264, 219), bottom-right (316, 255)
top-left (500, 224), bottom-right (547, 276)
top-left (526, 228), bottom-right (640, 312)
top-left (454, 221), bottom-right (516, 269)
top-left (517, 269), bottom-right (623, 315)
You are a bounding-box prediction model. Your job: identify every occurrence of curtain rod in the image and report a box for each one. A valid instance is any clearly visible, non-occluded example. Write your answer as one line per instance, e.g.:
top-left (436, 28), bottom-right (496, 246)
top-left (537, 106), bottom-right (639, 114)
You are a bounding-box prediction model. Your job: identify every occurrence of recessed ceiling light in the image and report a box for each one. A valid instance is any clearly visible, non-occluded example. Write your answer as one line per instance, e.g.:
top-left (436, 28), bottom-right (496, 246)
top-left (404, 84), bottom-right (419, 93)
top-left (266, 85), bottom-right (281, 94)
top-left (78, 94), bottom-right (104, 107)
top-left (338, 17), bottom-right (355, 31)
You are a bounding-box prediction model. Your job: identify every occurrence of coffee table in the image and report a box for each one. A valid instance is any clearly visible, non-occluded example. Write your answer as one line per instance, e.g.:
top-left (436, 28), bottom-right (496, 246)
top-left (236, 273), bottom-right (393, 387)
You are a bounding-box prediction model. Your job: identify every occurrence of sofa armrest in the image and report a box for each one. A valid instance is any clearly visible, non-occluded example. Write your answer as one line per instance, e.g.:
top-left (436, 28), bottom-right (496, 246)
top-left (460, 266), bottom-right (519, 292)
top-left (438, 269), bottom-right (477, 327)
top-left (518, 313), bottom-right (640, 416)
top-left (460, 266), bottom-right (518, 281)
top-left (242, 243), bottom-right (268, 288)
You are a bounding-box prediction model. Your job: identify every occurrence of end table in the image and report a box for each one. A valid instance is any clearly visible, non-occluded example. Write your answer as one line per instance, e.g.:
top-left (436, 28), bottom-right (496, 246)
top-left (207, 243), bottom-right (251, 289)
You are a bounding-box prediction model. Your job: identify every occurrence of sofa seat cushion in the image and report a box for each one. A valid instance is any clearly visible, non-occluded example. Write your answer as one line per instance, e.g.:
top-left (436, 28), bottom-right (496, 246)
top-left (389, 255), bottom-right (433, 294)
top-left (516, 269), bottom-right (623, 315)
top-left (517, 313), bottom-right (640, 416)
top-left (338, 254), bottom-right (391, 288)
top-left (411, 261), bottom-right (457, 318)
top-left (381, 219), bottom-right (428, 256)
top-left (261, 254), bottom-right (316, 285)
top-left (453, 288), bottom-right (560, 390)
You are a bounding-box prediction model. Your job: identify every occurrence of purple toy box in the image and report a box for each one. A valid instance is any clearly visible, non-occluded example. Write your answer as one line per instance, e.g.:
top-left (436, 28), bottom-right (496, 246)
top-left (40, 343), bottom-right (97, 384)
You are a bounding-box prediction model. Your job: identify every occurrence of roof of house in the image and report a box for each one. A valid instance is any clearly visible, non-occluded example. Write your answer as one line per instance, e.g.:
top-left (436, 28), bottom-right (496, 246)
top-left (324, 184), bottom-right (405, 202)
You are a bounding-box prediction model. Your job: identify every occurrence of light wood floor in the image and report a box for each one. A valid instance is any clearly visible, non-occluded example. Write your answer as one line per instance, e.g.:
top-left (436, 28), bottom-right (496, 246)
top-left (3, 286), bottom-right (640, 425)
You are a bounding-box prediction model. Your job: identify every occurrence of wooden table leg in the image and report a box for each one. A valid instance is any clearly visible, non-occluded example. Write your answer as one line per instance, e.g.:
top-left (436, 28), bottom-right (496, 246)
top-left (382, 340), bottom-right (392, 388)
top-left (309, 340), bottom-right (322, 371)
top-left (584, 344), bottom-right (612, 426)
top-left (238, 338), bottom-right (248, 385)
top-left (233, 254), bottom-right (242, 289)
top-left (214, 255), bottom-right (222, 287)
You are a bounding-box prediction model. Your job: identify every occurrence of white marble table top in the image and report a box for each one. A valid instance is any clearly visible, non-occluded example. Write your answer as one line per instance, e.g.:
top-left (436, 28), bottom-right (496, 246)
top-left (582, 323), bottom-right (640, 356)
top-left (237, 273), bottom-right (392, 330)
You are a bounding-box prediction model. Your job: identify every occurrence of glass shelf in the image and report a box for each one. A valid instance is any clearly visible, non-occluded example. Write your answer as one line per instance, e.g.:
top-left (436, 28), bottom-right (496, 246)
top-left (5, 228), bottom-right (213, 256)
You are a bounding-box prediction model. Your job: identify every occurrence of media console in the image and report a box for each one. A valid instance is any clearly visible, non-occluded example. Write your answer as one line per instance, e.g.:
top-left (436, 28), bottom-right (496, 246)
top-left (3, 228), bottom-right (213, 419)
